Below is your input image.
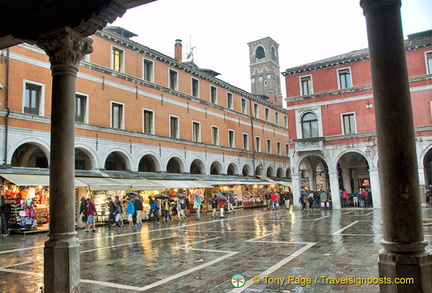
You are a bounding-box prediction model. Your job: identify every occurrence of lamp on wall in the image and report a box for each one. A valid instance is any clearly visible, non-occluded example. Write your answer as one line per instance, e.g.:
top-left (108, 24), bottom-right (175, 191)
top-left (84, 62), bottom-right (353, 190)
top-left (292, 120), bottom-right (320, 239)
top-left (365, 148), bottom-right (371, 157)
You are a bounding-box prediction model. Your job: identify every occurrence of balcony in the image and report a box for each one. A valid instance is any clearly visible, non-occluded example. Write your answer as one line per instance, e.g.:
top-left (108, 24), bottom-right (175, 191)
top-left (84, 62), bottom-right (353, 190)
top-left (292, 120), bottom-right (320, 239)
top-left (293, 137), bottom-right (324, 152)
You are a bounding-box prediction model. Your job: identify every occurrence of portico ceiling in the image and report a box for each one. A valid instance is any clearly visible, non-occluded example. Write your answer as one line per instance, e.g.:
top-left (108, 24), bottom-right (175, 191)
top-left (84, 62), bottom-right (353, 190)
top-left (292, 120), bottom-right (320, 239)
top-left (0, 0), bottom-right (156, 49)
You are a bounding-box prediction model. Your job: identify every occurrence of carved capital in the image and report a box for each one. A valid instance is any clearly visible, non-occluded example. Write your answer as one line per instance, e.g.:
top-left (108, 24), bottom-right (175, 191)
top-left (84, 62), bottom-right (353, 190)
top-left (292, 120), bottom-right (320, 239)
top-left (37, 27), bottom-right (93, 67)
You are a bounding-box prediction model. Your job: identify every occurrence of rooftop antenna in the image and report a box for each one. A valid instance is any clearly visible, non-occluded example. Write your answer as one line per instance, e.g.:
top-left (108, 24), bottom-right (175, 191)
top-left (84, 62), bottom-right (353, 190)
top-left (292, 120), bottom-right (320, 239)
top-left (186, 35), bottom-right (196, 62)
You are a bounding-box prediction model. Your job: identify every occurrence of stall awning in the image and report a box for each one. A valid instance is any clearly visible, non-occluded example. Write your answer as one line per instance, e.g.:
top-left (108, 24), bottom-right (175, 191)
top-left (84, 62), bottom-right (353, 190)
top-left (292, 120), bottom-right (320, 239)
top-left (152, 180), bottom-right (212, 189)
top-left (0, 174), bottom-right (87, 187)
top-left (115, 178), bottom-right (164, 190)
top-left (205, 180), bottom-right (271, 186)
top-left (275, 181), bottom-right (292, 187)
top-left (257, 175), bottom-right (277, 183)
top-left (76, 177), bottom-right (131, 190)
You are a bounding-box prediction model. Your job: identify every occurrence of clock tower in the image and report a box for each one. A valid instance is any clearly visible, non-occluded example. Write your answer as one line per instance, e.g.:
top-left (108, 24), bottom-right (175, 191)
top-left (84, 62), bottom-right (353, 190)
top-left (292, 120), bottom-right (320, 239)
top-left (248, 37), bottom-right (282, 105)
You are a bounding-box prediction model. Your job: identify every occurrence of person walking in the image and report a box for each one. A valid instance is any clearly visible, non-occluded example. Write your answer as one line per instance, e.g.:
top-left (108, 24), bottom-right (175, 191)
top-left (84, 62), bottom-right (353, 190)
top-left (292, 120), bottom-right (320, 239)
top-left (284, 192), bottom-right (291, 209)
top-left (227, 194), bottom-right (235, 213)
top-left (79, 196), bottom-right (87, 229)
top-left (210, 195), bottom-right (218, 218)
top-left (341, 189), bottom-right (348, 208)
top-left (307, 191), bottom-right (315, 211)
top-left (126, 197), bottom-right (135, 229)
top-left (0, 196), bottom-right (11, 237)
top-left (270, 191), bottom-right (279, 211)
top-left (148, 197), bottom-right (160, 223)
top-left (133, 195), bottom-right (144, 225)
top-left (194, 195), bottom-right (203, 221)
top-left (176, 198), bottom-right (187, 221)
top-left (114, 196), bottom-right (124, 228)
top-left (107, 197), bottom-right (120, 231)
top-left (84, 198), bottom-right (97, 232)
top-left (162, 198), bottom-right (172, 222)
top-left (299, 192), bottom-right (307, 212)
top-left (265, 192), bottom-right (271, 210)
top-left (218, 197), bottom-right (227, 218)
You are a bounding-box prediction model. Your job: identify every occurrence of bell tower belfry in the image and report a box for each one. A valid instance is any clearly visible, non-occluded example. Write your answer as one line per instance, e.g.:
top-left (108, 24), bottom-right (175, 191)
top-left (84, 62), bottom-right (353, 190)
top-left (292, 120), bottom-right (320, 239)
top-left (248, 37), bottom-right (282, 104)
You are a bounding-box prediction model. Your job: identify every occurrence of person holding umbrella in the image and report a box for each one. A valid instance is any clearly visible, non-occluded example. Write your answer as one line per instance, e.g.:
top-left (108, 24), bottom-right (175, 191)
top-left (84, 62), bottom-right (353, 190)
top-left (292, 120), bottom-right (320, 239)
top-left (209, 194), bottom-right (218, 218)
top-left (126, 197), bottom-right (135, 229)
top-left (216, 193), bottom-right (227, 218)
top-left (193, 193), bottom-right (203, 221)
top-left (176, 196), bottom-right (187, 221)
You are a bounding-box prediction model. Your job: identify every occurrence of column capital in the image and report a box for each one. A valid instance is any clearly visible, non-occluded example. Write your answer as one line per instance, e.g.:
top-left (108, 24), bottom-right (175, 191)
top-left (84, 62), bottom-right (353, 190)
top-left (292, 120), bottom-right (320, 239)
top-left (37, 27), bottom-right (93, 67)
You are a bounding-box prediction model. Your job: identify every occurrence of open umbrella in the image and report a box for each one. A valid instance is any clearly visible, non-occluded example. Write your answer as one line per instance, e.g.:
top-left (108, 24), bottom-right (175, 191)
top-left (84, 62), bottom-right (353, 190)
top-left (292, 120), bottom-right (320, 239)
top-left (174, 193), bottom-right (187, 197)
top-left (155, 194), bottom-right (169, 199)
top-left (126, 192), bottom-right (138, 197)
top-left (192, 193), bottom-right (204, 197)
top-left (221, 191), bottom-right (233, 195)
top-left (215, 193), bottom-right (227, 201)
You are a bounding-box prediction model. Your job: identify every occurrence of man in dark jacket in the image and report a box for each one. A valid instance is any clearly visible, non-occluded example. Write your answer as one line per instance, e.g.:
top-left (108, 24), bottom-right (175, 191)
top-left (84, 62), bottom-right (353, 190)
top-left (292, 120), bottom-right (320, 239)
top-left (133, 195), bottom-right (144, 225)
top-left (0, 196), bottom-right (12, 237)
top-left (107, 197), bottom-right (120, 231)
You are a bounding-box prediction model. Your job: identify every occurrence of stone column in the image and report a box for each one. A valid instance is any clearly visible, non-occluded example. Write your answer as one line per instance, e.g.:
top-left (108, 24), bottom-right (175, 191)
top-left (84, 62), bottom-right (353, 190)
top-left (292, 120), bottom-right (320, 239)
top-left (291, 173), bottom-right (301, 209)
top-left (360, 1), bottom-right (432, 291)
top-left (341, 168), bottom-right (352, 194)
top-left (369, 168), bottom-right (381, 208)
top-left (37, 27), bottom-right (92, 293)
top-left (329, 172), bottom-right (341, 209)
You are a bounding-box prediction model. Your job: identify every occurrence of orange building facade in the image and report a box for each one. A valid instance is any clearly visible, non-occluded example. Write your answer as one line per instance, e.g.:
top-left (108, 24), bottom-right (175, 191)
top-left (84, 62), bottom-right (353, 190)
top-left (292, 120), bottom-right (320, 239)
top-left (0, 26), bottom-right (290, 181)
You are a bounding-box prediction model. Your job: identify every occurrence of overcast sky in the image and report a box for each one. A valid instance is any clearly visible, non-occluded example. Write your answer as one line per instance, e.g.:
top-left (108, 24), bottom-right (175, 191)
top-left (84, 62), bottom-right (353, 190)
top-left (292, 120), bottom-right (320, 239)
top-left (112, 0), bottom-right (432, 96)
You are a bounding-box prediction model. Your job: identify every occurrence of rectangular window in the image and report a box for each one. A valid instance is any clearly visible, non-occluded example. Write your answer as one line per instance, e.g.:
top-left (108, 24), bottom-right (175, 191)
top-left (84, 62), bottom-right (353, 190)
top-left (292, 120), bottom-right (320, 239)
top-left (228, 130), bottom-right (235, 148)
top-left (75, 94), bottom-right (87, 123)
top-left (243, 133), bottom-right (249, 150)
top-left (227, 92), bottom-right (233, 109)
top-left (24, 83), bottom-right (42, 115)
top-left (254, 103), bottom-right (259, 118)
top-left (338, 68), bottom-right (352, 89)
top-left (241, 98), bottom-right (247, 114)
top-left (169, 69), bottom-right (178, 90)
top-left (212, 126), bottom-right (219, 145)
top-left (277, 142), bottom-right (281, 156)
top-left (170, 115), bottom-right (179, 138)
top-left (284, 115), bottom-right (288, 127)
top-left (192, 78), bottom-right (199, 97)
top-left (256, 136), bottom-right (261, 152)
top-left (192, 121), bottom-right (200, 142)
top-left (143, 59), bottom-right (154, 82)
top-left (286, 144), bottom-right (289, 157)
top-left (275, 112), bottom-right (279, 125)
top-left (143, 109), bottom-right (154, 134)
top-left (342, 113), bottom-right (356, 134)
top-left (300, 76), bottom-right (312, 95)
top-left (111, 102), bottom-right (123, 129)
top-left (211, 86), bottom-right (218, 104)
top-left (427, 52), bottom-right (432, 74)
top-left (265, 108), bottom-right (270, 121)
top-left (267, 139), bottom-right (272, 154)
top-left (112, 47), bottom-right (124, 72)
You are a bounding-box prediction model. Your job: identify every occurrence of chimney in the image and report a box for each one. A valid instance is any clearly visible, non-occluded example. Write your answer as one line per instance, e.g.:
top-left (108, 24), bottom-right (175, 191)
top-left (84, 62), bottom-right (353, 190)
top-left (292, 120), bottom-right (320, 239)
top-left (269, 89), bottom-right (275, 104)
top-left (174, 39), bottom-right (182, 62)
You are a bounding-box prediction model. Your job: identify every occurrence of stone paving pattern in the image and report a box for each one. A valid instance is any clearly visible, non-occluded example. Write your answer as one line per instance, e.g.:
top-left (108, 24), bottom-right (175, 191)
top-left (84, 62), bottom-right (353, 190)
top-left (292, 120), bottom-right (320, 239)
top-left (1, 207), bottom-right (432, 292)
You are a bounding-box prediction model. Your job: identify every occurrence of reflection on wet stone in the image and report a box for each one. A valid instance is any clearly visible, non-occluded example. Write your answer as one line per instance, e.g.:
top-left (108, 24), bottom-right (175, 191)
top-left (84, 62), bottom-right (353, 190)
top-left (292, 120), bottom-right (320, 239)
top-left (1, 208), bottom-right (432, 292)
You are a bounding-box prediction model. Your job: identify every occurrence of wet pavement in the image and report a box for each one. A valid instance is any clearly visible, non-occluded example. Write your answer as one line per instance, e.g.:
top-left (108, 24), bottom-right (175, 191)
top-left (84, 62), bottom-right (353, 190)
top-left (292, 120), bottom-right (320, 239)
top-left (1, 207), bottom-right (432, 293)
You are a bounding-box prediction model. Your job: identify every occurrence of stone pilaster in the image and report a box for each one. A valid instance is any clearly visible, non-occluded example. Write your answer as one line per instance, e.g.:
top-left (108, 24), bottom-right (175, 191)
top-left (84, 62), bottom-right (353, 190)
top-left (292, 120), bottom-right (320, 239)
top-left (328, 172), bottom-right (341, 209)
top-left (360, 0), bottom-right (432, 291)
top-left (37, 27), bottom-right (92, 293)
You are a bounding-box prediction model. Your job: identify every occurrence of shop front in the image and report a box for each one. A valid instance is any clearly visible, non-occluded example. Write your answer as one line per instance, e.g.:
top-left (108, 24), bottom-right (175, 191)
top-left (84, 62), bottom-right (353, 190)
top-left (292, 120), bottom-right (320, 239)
top-left (0, 174), bottom-right (86, 233)
top-left (77, 177), bottom-right (164, 223)
top-left (151, 180), bottom-right (212, 215)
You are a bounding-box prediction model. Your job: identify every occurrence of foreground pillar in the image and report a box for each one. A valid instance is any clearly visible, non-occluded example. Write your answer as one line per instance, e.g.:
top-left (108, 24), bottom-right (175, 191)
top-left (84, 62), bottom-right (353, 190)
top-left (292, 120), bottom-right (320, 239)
top-left (37, 27), bottom-right (92, 293)
top-left (360, 1), bottom-right (432, 292)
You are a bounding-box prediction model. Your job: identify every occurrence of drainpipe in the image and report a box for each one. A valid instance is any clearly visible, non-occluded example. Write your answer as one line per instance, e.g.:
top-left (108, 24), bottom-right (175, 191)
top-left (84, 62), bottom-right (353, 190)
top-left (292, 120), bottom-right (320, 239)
top-left (3, 48), bottom-right (10, 167)
top-left (249, 98), bottom-right (256, 176)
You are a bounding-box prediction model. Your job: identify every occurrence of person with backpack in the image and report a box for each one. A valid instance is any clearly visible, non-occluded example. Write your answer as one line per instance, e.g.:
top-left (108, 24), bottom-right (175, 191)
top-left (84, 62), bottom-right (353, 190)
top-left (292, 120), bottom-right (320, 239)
top-left (148, 197), bottom-right (160, 223)
top-left (299, 192), bottom-right (307, 212)
top-left (307, 191), bottom-right (315, 211)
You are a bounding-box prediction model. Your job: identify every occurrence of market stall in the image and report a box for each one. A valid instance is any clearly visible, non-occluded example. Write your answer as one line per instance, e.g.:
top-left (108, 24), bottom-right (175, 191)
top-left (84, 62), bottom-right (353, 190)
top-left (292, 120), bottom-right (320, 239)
top-left (0, 174), bottom-right (86, 233)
